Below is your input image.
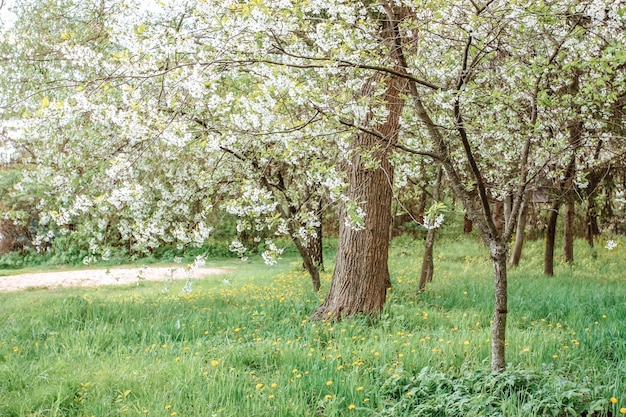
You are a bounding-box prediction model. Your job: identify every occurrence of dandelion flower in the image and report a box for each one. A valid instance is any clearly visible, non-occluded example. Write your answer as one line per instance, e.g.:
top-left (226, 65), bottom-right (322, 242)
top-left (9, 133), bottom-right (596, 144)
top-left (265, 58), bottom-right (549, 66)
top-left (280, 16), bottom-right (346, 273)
top-left (620, 407), bottom-right (626, 414)
top-left (356, 386), bottom-right (364, 391)
top-left (611, 397), bottom-right (618, 404)
top-left (326, 381), bottom-right (333, 386)
top-left (348, 404), bottom-right (356, 410)
top-left (256, 383), bottom-right (264, 389)
top-left (211, 360), bottom-right (219, 367)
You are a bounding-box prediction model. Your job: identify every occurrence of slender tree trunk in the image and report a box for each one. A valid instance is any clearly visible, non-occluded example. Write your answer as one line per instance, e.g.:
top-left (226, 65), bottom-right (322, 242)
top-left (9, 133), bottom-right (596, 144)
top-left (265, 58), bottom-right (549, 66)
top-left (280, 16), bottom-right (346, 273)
top-left (294, 238), bottom-right (321, 292)
top-left (304, 199), bottom-right (324, 273)
top-left (464, 214), bottom-right (473, 233)
top-left (312, 73), bottom-right (406, 319)
top-left (419, 165), bottom-right (442, 292)
top-left (492, 201), bottom-right (505, 235)
top-left (584, 199), bottom-right (599, 247)
top-left (510, 198), bottom-right (526, 266)
top-left (491, 242), bottom-right (508, 371)
top-left (544, 200), bottom-right (560, 276)
top-left (563, 200), bottom-right (575, 263)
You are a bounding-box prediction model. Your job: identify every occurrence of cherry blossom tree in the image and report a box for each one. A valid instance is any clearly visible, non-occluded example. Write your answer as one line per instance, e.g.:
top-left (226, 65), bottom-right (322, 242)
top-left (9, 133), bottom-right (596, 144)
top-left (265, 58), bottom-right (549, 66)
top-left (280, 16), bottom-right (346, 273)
top-left (2, 0), bottom-right (625, 372)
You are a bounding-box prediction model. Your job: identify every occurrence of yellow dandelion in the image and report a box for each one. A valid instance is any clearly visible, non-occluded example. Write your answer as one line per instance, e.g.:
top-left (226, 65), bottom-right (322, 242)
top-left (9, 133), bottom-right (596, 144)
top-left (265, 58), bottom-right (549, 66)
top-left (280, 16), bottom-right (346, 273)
top-left (165, 405), bottom-right (172, 410)
top-left (268, 394), bottom-right (275, 399)
top-left (463, 340), bottom-right (470, 346)
top-left (348, 404), bottom-right (356, 410)
top-left (326, 381), bottom-right (333, 386)
top-left (271, 383), bottom-right (277, 388)
top-left (611, 397), bottom-right (618, 404)
top-left (256, 383), bottom-right (264, 389)
top-left (620, 407), bottom-right (626, 414)
top-left (325, 394), bottom-right (333, 400)
top-left (356, 386), bottom-right (364, 391)
top-left (211, 360), bottom-right (219, 367)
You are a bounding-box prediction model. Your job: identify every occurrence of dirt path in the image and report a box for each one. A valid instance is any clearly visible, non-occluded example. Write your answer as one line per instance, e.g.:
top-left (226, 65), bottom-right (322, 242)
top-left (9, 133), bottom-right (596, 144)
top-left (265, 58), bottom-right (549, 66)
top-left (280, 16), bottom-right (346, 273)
top-left (0, 266), bottom-right (228, 292)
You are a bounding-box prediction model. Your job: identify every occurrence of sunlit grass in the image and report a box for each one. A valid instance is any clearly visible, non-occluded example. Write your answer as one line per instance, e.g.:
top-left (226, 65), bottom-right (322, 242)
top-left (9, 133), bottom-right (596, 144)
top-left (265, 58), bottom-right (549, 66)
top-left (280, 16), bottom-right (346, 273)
top-left (0, 236), bottom-right (624, 416)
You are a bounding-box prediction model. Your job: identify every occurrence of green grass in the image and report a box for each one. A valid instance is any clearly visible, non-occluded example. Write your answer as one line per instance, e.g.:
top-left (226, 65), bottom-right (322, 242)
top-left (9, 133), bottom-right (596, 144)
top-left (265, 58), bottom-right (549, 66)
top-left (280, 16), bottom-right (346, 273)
top-left (0, 237), bottom-right (624, 416)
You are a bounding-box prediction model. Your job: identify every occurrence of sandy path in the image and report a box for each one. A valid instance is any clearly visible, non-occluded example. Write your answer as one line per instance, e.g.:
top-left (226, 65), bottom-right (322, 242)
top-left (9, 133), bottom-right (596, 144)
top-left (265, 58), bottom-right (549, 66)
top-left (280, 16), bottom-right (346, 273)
top-left (0, 266), bottom-right (228, 292)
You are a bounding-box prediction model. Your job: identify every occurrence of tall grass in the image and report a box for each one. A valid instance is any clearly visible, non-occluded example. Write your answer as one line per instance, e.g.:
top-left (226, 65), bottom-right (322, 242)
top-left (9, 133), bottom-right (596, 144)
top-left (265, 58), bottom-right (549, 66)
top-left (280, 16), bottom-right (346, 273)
top-left (0, 237), bottom-right (624, 416)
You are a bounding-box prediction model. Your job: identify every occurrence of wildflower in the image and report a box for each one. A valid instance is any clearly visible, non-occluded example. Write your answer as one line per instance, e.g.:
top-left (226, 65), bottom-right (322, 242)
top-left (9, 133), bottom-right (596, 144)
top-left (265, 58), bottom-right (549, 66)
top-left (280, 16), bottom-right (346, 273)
top-left (605, 239), bottom-right (618, 250)
top-left (256, 383), bottom-right (264, 389)
top-left (620, 407), bottom-right (626, 414)
top-left (356, 386), bottom-right (364, 391)
top-left (348, 404), bottom-right (356, 410)
top-left (211, 360), bottom-right (219, 367)
top-left (271, 383), bottom-right (277, 388)
top-left (611, 397), bottom-right (618, 404)
top-left (522, 348), bottom-right (530, 353)
top-left (463, 340), bottom-right (470, 346)
top-left (325, 394), bottom-right (333, 400)
top-left (326, 381), bottom-right (333, 386)
top-left (165, 405), bottom-right (172, 410)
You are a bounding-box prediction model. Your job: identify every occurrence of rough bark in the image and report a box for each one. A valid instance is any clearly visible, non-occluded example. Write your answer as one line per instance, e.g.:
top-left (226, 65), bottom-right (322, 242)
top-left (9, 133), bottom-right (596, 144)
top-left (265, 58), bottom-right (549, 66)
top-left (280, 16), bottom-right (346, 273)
top-left (509, 197), bottom-right (526, 266)
top-left (311, 73), bottom-right (406, 319)
top-left (419, 165), bottom-right (442, 292)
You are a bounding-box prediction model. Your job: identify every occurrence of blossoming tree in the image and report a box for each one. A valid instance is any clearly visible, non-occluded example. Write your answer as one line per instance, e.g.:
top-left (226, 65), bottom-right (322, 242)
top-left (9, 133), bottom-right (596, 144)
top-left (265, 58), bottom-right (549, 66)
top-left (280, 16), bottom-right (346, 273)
top-left (2, 0), bottom-right (625, 371)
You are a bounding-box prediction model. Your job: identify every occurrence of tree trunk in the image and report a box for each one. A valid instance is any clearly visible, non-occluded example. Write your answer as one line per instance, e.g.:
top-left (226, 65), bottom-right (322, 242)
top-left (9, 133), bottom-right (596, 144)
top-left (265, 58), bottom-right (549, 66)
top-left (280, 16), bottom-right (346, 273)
top-left (492, 201), bottom-right (505, 235)
top-left (563, 200), bottom-right (575, 263)
top-left (294, 238), bottom-right (321, 292)
top-left (419, 165), bottom-right (442, 292)
top-left (544, 200), bottom-right (560, 276)
top-left (312, 74), bottom-right (406, 319)
top-left (509, 198), bottom-right (526, 266)
top-left (491, 242), bottom-right (509, 371)
top-left (463, 214), bottom-right (473, 233)
top-left (584, 199), bottom-right (599, 247)
top-left (303, 199), bottom-right (324, 273)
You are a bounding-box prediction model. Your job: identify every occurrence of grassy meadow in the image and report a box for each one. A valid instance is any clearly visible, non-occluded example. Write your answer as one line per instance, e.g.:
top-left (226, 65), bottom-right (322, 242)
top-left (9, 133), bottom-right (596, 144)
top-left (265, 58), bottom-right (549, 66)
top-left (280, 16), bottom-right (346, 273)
top-left (0, 236), bottom-right (625, 416)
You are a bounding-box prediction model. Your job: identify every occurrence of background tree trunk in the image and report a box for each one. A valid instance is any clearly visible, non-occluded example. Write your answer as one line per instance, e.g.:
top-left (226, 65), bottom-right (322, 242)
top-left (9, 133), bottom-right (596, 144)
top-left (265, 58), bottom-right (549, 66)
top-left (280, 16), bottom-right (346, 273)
top-left (563, 200), bottom-right (575, 263)
top-left (419, 164), bottom-right (442, 292)
top-left (510, 198), bottom-right (526, 266)
top-left (544, 200), bottom-right (560, 276)
top-left (312, 73), bottom-right (406, 319)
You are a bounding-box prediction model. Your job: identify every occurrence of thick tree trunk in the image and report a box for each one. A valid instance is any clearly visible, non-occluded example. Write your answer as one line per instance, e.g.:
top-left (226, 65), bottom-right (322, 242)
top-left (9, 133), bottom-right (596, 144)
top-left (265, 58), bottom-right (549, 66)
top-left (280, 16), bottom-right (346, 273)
top-left (419, 165), bottom-right (442, 292)
top-left (311, 74), bottom-right (406, 319)
top-left (563, 200), bottom-right (575, 263)
top-left (491, 243), bottom-right (509, 371)
top-left (509, 198), bottom-right (526, 266)
top-left (544, 200), bottom-right (560, 276)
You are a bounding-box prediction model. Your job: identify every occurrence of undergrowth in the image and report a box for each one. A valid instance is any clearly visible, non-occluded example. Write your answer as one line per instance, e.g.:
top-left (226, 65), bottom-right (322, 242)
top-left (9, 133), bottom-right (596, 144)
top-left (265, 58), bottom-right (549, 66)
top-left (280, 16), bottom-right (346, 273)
top-left (0, 237), bottom-right (624, 416)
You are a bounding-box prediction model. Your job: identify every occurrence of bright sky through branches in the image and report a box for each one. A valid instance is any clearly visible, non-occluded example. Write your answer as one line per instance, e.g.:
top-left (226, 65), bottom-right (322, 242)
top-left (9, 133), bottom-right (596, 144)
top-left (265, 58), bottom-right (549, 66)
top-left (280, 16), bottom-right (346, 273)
top-left (0, 0), bottom-right (16, 31)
